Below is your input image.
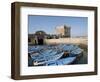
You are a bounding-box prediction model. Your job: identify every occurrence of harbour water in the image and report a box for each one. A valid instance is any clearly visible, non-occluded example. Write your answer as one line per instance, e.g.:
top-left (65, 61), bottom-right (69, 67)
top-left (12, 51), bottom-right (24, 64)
top-left (73, 51), bottom-right (87, 64)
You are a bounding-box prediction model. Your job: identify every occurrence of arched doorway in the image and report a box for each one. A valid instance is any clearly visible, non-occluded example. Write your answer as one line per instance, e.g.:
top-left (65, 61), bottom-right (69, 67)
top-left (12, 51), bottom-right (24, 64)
top-left (37, 38), bottom-right (44, 45)
top-left (35, 31), bottom-right (46, 45)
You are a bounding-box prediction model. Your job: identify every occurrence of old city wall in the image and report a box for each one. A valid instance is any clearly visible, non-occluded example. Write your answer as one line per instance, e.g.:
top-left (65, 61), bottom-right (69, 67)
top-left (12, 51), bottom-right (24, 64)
top-left (44, 38), bottom-right (87, 45)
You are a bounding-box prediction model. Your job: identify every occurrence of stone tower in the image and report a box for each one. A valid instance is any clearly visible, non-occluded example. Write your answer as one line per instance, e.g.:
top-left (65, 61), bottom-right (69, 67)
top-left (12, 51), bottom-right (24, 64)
top-left (55, 25), bottom-right (71, 38)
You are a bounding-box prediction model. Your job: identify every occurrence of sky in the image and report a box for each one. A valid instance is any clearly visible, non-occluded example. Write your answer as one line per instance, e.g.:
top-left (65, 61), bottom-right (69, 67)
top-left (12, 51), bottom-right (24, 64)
top-left (28, 15), bottom-right (88, 37)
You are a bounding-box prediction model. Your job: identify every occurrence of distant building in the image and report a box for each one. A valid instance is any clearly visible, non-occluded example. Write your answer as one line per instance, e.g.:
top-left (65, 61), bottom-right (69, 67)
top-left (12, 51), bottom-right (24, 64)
top-left (28, 31), bottom-right (59, 45)
top-left (55, 25), bottom-right (71, 38)
top-left (28, 25), bottom-right (71, 45)
top-left (28, 31), bottom-right (47, 45)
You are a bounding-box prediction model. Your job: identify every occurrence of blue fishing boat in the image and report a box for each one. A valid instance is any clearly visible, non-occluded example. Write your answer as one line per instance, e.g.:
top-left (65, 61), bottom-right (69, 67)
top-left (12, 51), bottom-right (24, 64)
top-left (28, 44), bottom-right (83, 66)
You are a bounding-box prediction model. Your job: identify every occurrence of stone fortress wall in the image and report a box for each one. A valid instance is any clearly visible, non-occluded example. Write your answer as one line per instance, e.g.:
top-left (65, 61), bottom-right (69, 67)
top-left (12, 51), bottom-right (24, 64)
top-left (44, 37), bottom-right (87, 45)
top-left (28, 25), bottom-right (87, 45)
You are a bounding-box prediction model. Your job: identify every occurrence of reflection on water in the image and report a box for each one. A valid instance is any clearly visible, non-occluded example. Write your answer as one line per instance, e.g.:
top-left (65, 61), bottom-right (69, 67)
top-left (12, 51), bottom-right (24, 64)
top-left (73, 51), bottom-right (87, 64)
